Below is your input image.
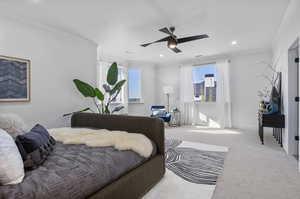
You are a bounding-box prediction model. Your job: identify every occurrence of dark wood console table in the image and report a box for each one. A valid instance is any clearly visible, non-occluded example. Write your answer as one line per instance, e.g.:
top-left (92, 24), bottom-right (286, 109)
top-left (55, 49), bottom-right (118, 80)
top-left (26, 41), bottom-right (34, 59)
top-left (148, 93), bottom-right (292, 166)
top-left (258, 112), bottom-right (285, 146)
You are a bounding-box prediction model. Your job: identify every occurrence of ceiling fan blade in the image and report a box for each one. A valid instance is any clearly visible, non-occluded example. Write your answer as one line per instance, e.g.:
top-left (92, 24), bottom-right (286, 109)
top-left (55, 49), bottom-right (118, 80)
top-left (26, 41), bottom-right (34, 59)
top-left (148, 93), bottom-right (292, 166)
top-left (159, 27), bottom-right (173, 35)
top-left (170, 47), bottom-right (182, 53)
top-left (140, 36), bottom-right (171, 47)
top-left (141, 43), bottom-right (152, 47)
top-left (177, 34), bottom-right (209, 44)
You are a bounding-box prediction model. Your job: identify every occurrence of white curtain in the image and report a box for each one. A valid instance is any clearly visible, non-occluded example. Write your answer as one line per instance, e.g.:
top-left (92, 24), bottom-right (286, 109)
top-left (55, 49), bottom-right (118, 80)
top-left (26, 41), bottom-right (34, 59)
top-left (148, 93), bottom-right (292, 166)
top-left (179, 60), bottom-right (232, 128)
top-left (179, 66), bottom-right (195, 125)
top-left (216, 60), bottom-right (232, 128)
top-left (122, 67), bottom-right (128, 114)
top-left (98, 61), bottom-right (109, 89)
top-left (98, 61), bottom-right (109, 108)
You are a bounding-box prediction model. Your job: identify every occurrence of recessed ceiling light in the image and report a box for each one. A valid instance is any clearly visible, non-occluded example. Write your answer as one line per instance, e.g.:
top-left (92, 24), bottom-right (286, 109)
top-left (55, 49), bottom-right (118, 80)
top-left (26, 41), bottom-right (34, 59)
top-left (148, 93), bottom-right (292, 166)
top-left (231, 40), bottom-right (238, 45)
top-left (159, 54), bottom-right (164, 58)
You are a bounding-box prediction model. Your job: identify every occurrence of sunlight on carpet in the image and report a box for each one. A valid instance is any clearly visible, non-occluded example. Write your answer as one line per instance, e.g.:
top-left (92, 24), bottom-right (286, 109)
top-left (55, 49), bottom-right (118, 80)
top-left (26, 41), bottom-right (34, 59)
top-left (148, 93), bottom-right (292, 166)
top-left (187, 129), bottom-right (241, 135)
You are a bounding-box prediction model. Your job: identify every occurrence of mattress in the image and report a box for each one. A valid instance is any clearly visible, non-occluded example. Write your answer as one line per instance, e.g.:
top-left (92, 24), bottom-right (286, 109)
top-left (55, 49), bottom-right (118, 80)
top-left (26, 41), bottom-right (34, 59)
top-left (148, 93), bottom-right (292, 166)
top-left (0, 142), bottom-right (148, 199)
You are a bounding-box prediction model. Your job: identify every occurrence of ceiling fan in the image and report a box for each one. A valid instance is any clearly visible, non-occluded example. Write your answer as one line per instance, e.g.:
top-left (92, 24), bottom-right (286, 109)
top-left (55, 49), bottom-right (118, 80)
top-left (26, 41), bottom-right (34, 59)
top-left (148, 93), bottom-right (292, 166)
top-left (140, 26), bottom-right (209, 53)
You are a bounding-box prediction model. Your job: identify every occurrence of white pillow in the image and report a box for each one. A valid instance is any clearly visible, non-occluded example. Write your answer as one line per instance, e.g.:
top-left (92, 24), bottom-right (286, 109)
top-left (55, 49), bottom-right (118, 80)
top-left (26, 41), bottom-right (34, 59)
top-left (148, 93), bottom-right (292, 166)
top-left (0, 113), bottom-right (28, 138)
top-left (0, 129), bottom-right (25, 185)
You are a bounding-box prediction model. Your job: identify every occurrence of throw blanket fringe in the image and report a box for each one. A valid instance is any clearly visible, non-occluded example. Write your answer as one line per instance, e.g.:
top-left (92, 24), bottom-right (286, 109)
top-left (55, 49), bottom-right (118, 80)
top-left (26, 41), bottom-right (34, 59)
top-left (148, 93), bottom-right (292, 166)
top-left (48, 128), bottom-right (153, 158)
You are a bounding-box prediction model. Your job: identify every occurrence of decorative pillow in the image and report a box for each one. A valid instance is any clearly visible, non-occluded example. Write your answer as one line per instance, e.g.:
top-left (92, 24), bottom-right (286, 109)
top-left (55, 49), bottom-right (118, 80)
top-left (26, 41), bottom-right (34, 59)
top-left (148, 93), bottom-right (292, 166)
top-left (0, 129), bottom-right (25, 185)
top-left (0, 113), bottom-right (28, 138)
top-left (16, 124), bottom-right (56, 170)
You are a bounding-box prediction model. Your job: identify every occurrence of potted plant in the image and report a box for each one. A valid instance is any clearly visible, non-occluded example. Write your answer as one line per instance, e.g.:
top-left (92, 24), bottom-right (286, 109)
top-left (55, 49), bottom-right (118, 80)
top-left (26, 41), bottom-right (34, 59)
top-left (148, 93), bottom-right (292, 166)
top-left (64, 62), bottom-right (126, 116)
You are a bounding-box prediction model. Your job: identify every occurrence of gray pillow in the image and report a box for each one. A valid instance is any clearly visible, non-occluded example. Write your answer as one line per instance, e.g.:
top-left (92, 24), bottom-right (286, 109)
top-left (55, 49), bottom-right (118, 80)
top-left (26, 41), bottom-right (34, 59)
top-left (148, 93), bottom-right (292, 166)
top-left (0, 129), bottom-right (25, 185)
top-left (0, 113), bottom-right (28, 138)
top-left (16, 124), bottom-right (56, 170)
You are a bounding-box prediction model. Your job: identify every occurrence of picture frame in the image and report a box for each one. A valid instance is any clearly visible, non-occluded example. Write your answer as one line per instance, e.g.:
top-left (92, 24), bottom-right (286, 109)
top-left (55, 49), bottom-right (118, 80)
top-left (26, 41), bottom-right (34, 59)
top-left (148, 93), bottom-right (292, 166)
top-left (0, 55), bottom-right (31, 102)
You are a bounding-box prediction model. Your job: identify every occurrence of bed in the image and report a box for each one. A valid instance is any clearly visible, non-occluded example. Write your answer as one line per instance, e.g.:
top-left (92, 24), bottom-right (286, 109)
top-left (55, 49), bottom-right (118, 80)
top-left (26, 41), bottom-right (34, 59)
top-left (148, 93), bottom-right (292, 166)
top-left (0, 113), bottom-right (165, 199)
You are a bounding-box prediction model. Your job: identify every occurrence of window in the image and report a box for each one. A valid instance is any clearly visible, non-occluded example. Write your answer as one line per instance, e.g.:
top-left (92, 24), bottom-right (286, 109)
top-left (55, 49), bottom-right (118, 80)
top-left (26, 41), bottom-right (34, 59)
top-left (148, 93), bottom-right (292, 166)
top-left (192, 65), bottom-right (217, 102)
top-left (128, 69), bottom-right (142, 103)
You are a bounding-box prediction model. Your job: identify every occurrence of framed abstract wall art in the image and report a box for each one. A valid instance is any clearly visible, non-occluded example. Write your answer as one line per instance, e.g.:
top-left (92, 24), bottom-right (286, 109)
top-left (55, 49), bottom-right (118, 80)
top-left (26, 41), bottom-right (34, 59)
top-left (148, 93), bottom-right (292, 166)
top-left (0, 55), bottom-right (31, 102)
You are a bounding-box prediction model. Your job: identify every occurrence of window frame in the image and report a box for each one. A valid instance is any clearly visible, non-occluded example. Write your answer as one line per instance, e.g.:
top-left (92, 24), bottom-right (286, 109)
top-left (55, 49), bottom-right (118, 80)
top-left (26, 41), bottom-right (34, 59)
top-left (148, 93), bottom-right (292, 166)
top-left (192, 64), bottom-right (217, 104)
top-left (127, 68), bottom-right (143, 104)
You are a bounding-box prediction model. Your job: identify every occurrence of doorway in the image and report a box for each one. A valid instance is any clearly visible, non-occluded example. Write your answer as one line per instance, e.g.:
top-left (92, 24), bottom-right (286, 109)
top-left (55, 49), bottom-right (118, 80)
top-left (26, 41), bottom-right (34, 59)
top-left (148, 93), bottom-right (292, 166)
top-left (288, 39), bottom-right (299, 160)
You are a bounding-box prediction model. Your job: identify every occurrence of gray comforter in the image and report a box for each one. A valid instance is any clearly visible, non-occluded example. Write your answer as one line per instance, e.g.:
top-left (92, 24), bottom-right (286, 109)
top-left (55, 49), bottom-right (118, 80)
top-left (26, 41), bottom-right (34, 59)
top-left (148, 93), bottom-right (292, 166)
top-left (0, 142), bottom-right (147, 199)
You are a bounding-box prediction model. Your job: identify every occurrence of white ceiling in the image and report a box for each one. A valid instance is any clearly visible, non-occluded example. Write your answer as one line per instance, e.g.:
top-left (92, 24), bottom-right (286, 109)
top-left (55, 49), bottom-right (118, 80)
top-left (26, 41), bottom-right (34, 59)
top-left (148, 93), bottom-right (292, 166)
top-left (0, 0), bottom-right (290, 64)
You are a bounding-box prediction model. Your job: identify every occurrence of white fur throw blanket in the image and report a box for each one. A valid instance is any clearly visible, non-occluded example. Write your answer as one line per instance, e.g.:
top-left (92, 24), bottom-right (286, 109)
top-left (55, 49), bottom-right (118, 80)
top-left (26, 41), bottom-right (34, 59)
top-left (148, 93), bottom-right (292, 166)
top-left (48, 128), bottom-right (153, 158)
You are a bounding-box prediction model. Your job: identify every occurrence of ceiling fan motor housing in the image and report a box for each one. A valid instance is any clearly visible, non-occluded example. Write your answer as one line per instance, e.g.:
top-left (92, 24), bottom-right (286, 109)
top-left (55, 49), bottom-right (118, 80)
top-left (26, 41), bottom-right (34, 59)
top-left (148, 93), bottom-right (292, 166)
top-left (170, 26), bottom-right (175, 33)
top-left (168, 38), bottom-right (177, 49)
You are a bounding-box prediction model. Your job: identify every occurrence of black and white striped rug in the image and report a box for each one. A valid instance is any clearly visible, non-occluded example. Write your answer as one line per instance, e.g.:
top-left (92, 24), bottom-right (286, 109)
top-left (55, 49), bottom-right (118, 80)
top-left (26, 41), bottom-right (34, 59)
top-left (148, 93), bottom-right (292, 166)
top-left (143, 139), bottom-right (228, 199)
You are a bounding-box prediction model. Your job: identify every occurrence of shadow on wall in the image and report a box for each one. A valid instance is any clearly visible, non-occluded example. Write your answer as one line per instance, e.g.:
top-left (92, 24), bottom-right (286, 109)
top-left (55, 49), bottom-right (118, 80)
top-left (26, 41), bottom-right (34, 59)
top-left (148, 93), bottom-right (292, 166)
top-left (186, 108), bottom-right (221, 128)
top-left (194, 112), bottom-right (221, 128)
top-left (182, 103), bottom-right (224, 128)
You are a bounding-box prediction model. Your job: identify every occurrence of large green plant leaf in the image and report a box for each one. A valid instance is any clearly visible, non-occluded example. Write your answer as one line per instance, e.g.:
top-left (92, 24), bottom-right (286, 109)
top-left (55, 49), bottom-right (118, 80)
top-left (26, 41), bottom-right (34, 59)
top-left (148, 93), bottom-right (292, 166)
top-left (110, 88), bottom-right (122, 103)
top-left (73, 79), bottom-right (96, 97)
top-left (112, 106), bottom-right (124, 113)
top-left (110, 80), bottom-right (126, 95)
top-left (95, 88), bottom-right (104, 101)
top-left (107, 62), bottom-right (118, 85)
top-left (105, 105), bottom-right (110, 114)
top-left (102, 84), bottom-right (111, 92)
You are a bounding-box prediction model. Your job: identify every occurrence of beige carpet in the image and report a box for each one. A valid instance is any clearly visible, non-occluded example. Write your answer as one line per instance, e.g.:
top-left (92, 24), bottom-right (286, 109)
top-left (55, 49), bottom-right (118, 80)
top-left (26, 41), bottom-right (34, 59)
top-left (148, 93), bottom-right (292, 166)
top-left (164, 126), bottom-right (300, 199)
top-left (143, 139), bottom-right (228, 199)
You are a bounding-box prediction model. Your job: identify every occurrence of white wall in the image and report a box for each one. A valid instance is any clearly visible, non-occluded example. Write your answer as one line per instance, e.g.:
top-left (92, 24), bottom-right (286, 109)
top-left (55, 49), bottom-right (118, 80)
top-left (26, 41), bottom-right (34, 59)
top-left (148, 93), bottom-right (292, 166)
top-left (127, 61), bottom-right (156, 116)
top-left (230, 51), bottom-right (272, 130)
top-left (155, 51), bottom-right (271, 129)
top-left (155, 64), bottom-right (180, 110)
top-left (0, 17), bottom-right (97, 128)
top-left (272, 0), bottom-right (300, 155)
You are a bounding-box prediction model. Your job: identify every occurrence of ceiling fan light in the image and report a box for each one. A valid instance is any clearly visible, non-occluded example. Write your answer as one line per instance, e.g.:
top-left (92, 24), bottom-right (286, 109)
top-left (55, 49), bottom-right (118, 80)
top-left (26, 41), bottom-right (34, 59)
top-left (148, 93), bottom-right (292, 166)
top-left (169, 44), bottom-right (177, 49)
top-left (168, 39), bottom-right (177, 49)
